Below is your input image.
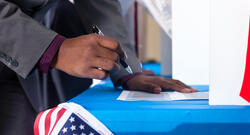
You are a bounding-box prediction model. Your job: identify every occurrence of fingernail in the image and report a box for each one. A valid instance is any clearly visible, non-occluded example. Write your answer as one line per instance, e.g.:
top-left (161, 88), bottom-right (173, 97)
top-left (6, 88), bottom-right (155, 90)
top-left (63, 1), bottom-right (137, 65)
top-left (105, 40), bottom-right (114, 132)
top-left (191, 88), bottom-right (198, 92)
top-left (183, 88), bottom-right (192, 93)
top-left (154, 87), bottom-right (162, 93)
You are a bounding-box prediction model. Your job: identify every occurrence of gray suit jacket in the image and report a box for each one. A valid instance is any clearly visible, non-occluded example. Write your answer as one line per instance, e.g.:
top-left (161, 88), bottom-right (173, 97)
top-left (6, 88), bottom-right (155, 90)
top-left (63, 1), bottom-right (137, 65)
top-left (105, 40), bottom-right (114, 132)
top-left (0, 0), bottom-right (57, 78)
top-left (0, 0), bottom-right (89, 113)
top-left (0, 0), bottom-right (142, 112)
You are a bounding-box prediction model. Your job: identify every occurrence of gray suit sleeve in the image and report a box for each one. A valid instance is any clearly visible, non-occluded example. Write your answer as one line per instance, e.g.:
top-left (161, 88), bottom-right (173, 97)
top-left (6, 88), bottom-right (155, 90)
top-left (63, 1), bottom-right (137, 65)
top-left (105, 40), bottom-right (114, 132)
top-left (74, 0), bottom-right (142, 86)
top-left (0, 0), bottom-right (57, 78)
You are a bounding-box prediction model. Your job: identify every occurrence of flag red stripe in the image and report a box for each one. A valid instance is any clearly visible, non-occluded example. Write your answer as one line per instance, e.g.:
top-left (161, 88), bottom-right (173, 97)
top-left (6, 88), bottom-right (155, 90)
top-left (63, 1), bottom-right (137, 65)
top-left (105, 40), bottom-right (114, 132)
top-left (34, 111), bottom-right (45, 135)
top-left (240, 17), bottom-right (250, 102)
top-left (44, 107), bottom-right (56, 135)
top-left (49, 108), bottom-right (67, 135)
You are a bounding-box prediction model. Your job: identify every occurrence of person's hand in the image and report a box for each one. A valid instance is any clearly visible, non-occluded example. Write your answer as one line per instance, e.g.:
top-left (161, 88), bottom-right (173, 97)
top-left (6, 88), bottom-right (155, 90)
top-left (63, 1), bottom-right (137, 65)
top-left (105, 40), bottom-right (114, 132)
top-left (142, 69), bottom-right (157, 76)
top-left (126, 74), bottom-right (197, 94)
top-left (52, 34), bottom-right (126, 79)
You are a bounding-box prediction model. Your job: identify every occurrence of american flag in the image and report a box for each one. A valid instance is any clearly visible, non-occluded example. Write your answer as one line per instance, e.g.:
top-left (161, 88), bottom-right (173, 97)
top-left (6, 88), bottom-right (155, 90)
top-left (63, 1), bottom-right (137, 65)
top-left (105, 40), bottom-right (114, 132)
top-left (34, 103), bottom-right (113, 135)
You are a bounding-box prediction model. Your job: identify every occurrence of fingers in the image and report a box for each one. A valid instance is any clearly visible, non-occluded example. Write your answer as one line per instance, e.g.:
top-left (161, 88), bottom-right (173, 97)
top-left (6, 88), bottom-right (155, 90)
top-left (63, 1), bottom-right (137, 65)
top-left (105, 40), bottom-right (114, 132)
top-left (142, 70), bottom-right (157, 76)
top-left (97, 35), bottom-right (126, 60)
top-left (91, 57), bottom-right (120, 71)
top-left (56, 34), bottom-right (125, 79)
top-left (174, 79), bottom-right (198, 92)
top-left (170, 85), bottom-right (193, 93)
top-left (152, 77), bottom-right (196, 93)
top-left (95, 45), bottom-right (119, 62)
top-left (125, 74), bottom-right (196, 94)
top-left (125, 75), bottom-right (162, 94)
top-left (87, 68), bottom-right (108, 79)
top-left (140, 83), bottom-right (162, 94)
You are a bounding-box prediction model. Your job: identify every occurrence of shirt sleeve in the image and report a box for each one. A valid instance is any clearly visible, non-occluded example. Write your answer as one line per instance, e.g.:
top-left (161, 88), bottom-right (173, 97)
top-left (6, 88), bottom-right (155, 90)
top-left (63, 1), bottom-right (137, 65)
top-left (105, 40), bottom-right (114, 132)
top-left (38, 35), bottom-right (66, 74)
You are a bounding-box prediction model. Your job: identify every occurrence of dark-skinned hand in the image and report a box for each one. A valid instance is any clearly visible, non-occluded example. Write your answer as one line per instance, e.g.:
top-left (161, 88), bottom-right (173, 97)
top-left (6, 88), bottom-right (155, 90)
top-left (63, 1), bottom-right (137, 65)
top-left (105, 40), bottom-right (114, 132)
top-left (126, 74), bottom-right (198, 94)
top-left (142, 69), bottom-right (157, 76)
top-left (52, 34), bottom-right (126, 79)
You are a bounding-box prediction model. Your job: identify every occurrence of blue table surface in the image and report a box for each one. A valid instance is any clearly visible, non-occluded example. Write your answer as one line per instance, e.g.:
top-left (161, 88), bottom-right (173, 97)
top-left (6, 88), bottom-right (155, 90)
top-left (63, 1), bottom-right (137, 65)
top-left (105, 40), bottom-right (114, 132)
top-left (70, 63), bottom-right (250, 135)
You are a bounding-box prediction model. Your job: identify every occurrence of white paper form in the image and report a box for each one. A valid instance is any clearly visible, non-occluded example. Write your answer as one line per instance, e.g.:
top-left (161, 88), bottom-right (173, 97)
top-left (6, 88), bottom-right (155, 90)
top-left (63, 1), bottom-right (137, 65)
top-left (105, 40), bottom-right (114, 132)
top-left (117, 90), bottom-right (208, 101)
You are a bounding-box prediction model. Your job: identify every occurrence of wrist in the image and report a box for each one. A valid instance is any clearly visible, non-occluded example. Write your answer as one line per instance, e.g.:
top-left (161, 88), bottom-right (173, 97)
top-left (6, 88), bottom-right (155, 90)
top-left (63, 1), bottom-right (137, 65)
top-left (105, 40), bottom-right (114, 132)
top-left (118, 72), bottom-right (144, 89)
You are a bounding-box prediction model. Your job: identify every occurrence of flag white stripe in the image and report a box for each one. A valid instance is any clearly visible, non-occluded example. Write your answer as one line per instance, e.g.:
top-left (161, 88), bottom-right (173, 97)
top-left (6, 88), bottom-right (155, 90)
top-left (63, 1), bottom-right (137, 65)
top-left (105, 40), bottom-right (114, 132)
top-left (39, 109), bottom-right (51, 135)
top-left (50, 110), bottom-right (72, 135)
top-left (48, 106), bottom-right (62, 134)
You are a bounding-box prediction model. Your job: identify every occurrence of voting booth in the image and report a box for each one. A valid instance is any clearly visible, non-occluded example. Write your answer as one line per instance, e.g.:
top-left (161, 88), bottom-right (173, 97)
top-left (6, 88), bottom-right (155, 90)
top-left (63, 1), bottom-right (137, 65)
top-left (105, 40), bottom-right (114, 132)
top-left (171, 0), bottom-right (250, 105)
top-left (171, 0), bottom-right (210, 85)
top-left (120, 0), bottom-right (250, 105)
top-left (209, 0), bottom-right (250, 105)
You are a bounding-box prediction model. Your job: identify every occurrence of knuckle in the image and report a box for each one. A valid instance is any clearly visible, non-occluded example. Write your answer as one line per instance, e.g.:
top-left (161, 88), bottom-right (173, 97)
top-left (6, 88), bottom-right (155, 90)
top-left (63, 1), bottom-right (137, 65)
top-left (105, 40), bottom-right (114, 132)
top-left (168, 83), bottom-right (174, 87)
top-left (176, 81), bottom-right (183, 85)
top-left (89, 34), bottom-right (99, 41)
top-left (112, 40), bottom-right (119, 49)
top-left (112, 39), bottom-right (119, 44)
top-left (173, 80), bottom-right (179, 84)
top-left (157, 77), bottom-right (165, 81)
top-left (173, 79), bottom-right (179, 83)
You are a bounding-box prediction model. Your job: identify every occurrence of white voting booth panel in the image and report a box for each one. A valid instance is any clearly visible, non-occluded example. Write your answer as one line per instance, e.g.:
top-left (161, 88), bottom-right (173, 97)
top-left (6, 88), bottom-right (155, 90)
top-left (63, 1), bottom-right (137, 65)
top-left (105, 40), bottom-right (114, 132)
top-left (172, 0), bottom-right (210, 85)
top-left (209, 0), bottom-right (250, 105)
top-left (161, 30), bottom-right (172, 76)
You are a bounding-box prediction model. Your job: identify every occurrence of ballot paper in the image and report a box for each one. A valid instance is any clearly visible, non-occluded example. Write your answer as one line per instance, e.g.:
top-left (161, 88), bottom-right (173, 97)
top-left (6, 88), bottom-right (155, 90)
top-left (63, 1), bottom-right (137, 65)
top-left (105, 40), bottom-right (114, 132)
top-left (117, 90), bottom-right (208, 101)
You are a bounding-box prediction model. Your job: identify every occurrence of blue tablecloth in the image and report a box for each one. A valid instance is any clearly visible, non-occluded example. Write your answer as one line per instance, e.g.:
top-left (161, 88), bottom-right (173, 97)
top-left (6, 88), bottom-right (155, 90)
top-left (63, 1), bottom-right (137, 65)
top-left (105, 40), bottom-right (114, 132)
top-left (69, 63), bottom-right (250, 135)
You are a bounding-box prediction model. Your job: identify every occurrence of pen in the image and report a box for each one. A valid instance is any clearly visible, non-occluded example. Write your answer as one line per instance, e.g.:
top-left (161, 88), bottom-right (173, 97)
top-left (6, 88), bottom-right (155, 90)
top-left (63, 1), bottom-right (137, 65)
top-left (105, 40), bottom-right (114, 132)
top-left (91, 25), bottom-right (133, 74)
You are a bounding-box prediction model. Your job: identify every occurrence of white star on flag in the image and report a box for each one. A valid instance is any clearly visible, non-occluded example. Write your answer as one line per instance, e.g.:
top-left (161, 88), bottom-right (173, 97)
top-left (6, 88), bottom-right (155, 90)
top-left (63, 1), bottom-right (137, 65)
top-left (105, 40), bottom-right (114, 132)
top-left (79, 124), bottom-right (85, 130)
top-left (69, 117), bottom-right (75, 123)
top-left (62, 127), bottom-right (67, 133)
top-left (81, 133), bottom-right (86, 135)
top-left (70, 125), bottom-right (76, 131)
top-left (89, 132), bottom-right (94, 135)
